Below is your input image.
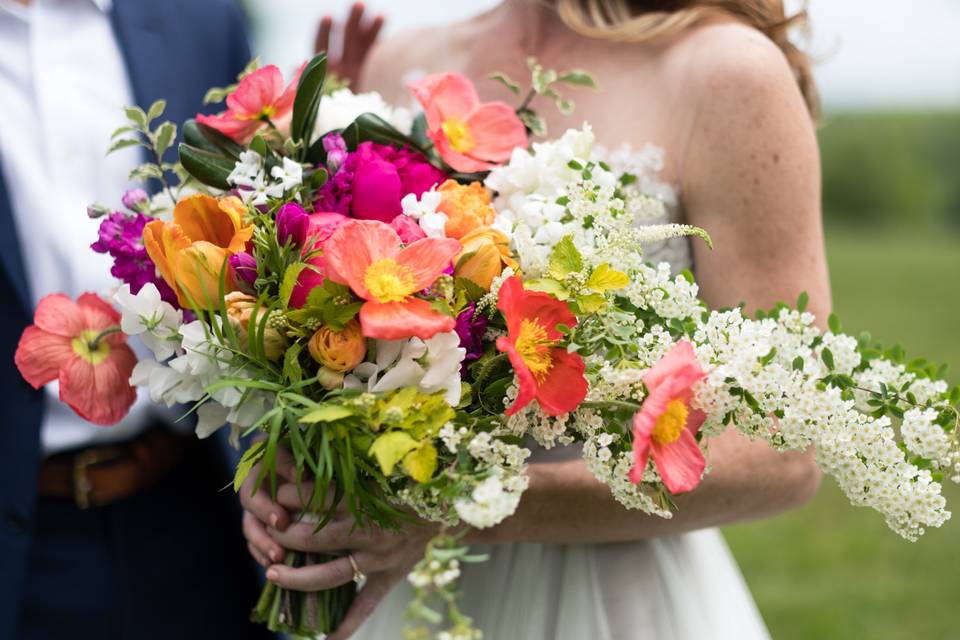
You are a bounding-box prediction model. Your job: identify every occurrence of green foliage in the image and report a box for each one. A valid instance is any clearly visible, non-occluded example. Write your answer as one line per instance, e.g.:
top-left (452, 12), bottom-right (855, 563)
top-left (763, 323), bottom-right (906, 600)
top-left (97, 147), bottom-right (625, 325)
top-left (108, 100), bottom-right (181, 197)
top-left (820, 111), bottom-right (960, 230)
top-left (291, 53), bottom-right (328, 145)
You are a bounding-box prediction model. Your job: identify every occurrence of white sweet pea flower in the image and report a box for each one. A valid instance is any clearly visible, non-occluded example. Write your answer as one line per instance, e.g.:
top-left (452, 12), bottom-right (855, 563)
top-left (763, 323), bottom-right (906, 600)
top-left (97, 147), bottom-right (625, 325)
top-left (371, 332), bottom-right (466, 406)
top-left (113, 283), bottom-right (182, 361)
top-left (270, 157), bottom-right (303, 192)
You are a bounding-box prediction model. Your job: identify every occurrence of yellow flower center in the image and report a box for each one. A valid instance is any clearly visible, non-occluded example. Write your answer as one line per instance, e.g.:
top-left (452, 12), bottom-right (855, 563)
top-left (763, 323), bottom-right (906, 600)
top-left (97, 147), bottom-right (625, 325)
top-left (651, 398), bottom-right (689, 445)
top-left (441, 119), bottom-right (476, 153)
top-left (515, 318), bottom-right (554, 382)
top-left (237, 105), bottom-right (277, 122)
top-left (364, 258), bottom-right (417, 303)
top-left (71, 330), bottom-right (111, 366)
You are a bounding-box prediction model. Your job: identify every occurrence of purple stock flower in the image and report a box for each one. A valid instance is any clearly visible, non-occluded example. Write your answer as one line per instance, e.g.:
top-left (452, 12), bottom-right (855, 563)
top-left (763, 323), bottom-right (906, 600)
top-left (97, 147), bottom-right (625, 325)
top-left (323, 133), bottom-right (348, 172)
top-left (121, 188), bottom-right (149, 212)
top-left (276, 202), bottom-right (310, 247)
top-left (91, 211), bottom-right (179, 306)
top-left (454, 303), bottom-right (487, 362)
top-left (229, 252), bottom-right (258, 289)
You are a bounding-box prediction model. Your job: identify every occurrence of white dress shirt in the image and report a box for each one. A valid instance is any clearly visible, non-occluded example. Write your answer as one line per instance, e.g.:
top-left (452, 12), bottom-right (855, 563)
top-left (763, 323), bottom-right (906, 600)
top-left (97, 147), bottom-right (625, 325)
top-left (0, 0), bottom-right (158, 454)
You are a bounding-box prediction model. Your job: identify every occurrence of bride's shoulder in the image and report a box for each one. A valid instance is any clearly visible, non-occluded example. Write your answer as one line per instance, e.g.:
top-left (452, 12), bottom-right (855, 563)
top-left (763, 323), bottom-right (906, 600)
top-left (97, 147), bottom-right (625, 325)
top-left (658, 21), bottom-right (803, 105)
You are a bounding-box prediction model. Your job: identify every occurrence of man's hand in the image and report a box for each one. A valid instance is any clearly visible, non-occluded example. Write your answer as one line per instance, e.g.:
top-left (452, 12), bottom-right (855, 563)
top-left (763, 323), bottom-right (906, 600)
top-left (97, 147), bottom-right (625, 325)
top-left (315, 2), bottom-right (384, 90)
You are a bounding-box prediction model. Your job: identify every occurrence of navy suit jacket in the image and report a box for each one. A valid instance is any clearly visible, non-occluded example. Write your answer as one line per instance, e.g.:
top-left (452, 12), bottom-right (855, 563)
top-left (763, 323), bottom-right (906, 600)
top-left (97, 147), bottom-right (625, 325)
top-left (0, 1), bottom-right (251, 635)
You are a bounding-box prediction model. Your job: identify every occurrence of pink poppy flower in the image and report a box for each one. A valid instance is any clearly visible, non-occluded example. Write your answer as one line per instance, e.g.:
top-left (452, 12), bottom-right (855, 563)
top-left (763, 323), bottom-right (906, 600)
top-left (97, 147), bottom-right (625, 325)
top-left (409, 72), bottom-right (527, 173)
top-left (196, 64), bottom-right (302, 144)
top-left (629, 341), bottom-right (708, 494)
top-left (15, 293), bottom-right (137, 426)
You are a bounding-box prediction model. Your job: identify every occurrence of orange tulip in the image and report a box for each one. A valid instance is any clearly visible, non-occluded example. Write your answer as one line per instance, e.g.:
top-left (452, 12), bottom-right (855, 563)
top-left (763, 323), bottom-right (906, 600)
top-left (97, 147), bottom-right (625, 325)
top-left (454, 226), bottom-right (518, 290)
top-left (436, 180), bottom-right (495, 240)
top-left (143, 194), bottom-right (253, 309)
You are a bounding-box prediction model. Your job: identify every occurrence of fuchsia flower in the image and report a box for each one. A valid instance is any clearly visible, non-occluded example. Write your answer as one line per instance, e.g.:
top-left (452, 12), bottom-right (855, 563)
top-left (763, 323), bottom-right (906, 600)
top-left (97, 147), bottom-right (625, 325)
top-left (15, 293), bottom-right (137, 426)
top-left (315, 141), bottom-right (446, 222)
top-left (389, 214), bottom-right (426, 244)
top-left (196, 64), bottom-right (302, 144)
top-left (276, 202), bottom-right (310, 247)
top-left (409, 72), bottom-right (527, 173)
top-left (629, 341), bottom-right (708, 494)
top-left (323, 219), bottom-right (460, 340)
top-left (455, 303), bottom-right (487, 362)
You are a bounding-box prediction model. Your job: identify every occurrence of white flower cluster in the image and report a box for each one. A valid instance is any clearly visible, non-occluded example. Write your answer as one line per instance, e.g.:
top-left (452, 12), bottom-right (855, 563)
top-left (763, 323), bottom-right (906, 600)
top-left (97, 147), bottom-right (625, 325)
top-left (313, 88), bottom-right (413, 139)
top-left (227, 151), bottom-right (303, 206)
top-left (408, 558), bottom-right (461, 590)
top-left (453, 468), bottom-right (524, 529)
top-left (115, 284), bottom-right (271, 443)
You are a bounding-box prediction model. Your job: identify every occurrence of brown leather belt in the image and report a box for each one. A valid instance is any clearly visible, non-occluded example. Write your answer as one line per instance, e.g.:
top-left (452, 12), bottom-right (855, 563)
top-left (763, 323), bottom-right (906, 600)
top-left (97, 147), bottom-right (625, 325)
top-left (37, 428), bottom-right (187, 509)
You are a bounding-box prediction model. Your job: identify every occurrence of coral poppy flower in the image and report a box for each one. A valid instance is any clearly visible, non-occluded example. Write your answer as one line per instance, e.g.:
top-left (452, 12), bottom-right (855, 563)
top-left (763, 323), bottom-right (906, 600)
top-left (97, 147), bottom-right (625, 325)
top-left (196, 64), bottom-right (302, 144)
top-left (629, 341), bottom-right (708, 494)
top-left (495, 276), bottom-right (587, 416)
top-left (15, 293), bottom-right (137, 426)
top-left (143, 194), bottom-right (254, 310)
top-left (323, 220), bottom-right (461, 340)
top-left (409, 73), bottom-right (527, 173)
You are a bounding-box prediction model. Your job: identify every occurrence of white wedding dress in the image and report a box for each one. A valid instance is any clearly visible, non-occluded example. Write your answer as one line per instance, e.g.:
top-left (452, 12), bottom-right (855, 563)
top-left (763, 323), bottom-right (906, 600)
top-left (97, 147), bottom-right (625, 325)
top-left (353, 147), bottom-right (770, 640)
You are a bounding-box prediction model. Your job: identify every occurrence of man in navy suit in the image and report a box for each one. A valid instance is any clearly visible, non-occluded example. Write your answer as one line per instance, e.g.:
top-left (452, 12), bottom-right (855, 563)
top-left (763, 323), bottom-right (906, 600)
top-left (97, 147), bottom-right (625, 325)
top-left (0, 1), bottom-right (272, 638)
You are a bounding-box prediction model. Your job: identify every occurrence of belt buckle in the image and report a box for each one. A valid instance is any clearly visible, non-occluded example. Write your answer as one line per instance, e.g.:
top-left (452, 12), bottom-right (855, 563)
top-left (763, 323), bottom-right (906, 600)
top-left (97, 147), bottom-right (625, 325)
top-left (72, 446), bottom-right (124, 510)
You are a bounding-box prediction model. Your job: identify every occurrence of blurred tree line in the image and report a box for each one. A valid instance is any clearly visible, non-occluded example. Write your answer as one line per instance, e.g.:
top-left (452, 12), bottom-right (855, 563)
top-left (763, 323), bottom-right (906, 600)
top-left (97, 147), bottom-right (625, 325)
top-left (819, 112), bottom-right (960, 231)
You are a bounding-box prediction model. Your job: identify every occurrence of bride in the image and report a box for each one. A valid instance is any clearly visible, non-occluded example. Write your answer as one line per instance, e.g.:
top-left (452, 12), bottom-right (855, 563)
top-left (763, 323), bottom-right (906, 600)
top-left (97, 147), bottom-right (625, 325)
top-left (242, 1), bottom-right (831, 638)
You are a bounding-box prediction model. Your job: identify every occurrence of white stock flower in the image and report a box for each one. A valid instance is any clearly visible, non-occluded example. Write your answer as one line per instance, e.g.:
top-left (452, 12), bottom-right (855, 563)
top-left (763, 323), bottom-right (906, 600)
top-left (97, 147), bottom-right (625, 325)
top-left (227, 150), bottom-right (263, 188)
top-left (401, 191), bottom-right (446, 238)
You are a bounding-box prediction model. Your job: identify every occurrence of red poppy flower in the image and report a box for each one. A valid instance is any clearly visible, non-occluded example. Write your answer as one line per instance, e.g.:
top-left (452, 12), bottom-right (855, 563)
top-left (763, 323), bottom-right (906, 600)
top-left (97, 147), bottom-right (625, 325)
top-left (495, 276), bottom-right (587, 416)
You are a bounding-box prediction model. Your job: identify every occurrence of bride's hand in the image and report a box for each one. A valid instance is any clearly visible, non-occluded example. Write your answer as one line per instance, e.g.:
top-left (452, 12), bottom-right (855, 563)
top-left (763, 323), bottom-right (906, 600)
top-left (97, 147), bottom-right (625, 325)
top-left (314, 2), bottom-right (384, 89)
top-left (262, 480), bottom-right (438, 639)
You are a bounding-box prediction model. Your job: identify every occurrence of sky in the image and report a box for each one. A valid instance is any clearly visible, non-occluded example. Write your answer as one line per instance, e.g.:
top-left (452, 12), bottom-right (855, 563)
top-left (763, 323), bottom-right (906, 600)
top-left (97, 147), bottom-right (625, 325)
top-left (248, 0), bottom-right (960, 110)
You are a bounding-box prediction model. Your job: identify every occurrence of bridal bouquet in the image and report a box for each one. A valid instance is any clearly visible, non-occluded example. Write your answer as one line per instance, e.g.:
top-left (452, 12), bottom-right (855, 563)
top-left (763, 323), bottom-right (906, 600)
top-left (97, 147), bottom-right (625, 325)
top-left (14, 54), bottom-right (960, 638)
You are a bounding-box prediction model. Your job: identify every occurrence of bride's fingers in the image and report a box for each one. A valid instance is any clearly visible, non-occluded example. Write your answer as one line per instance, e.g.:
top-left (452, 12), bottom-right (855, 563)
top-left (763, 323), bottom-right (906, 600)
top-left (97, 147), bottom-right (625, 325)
top-left (267, 518), bottom-right (377, 553)
top-left (314, 15), bottom-right (332, 55)
top-left (326, 574), bottom-right (397, 640)
top-left (243, 511), bottom-right (285, 564)
top-left (240, 470), bottom-right (290, 532)
top-left (265, 551), bottom-right (374, 592)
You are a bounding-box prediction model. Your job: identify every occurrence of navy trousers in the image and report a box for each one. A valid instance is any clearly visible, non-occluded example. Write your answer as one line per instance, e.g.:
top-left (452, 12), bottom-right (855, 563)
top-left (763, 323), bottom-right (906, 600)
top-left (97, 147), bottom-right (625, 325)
top-left (18, 436), bottom-right (272, 640)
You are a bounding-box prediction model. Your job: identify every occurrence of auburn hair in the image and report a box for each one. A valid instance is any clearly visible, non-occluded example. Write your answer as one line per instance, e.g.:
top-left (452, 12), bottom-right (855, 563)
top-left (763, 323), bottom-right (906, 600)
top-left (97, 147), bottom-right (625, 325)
top-left (555, 0), bottom-right (819, 117)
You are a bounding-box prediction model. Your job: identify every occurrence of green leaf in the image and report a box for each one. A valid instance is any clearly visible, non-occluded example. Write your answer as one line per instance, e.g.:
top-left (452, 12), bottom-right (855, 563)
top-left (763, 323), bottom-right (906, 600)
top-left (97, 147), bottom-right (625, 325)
top-left (586, 263), bottom-right (629, 293)
top-left (519, 110), bottom-right (546, 137)
top-left (145, 99), bottom-right (166, 124)
top-left (178, 143), bottom-right (234, 190)
top-left (110, 125), bottom-right (137, 139)
top-left (822, 348), bottom-right (835, 371)
top-left (489, 71), bottom-right (522, 95)
top-left (796, 291), bottom-right (809, 313)
top-left (557, 70), bottom-right (597, 88)
top-left (576, 292), bottom-right (607, 313)
top-left (547, 235), bottom-right (583, 279)
top-left (153, 122), bottom-right (177, 158)
top-left (107, 138), bottom-right (143, 155)
top-left (368, 431), bottom-right (419, 476)
top-left (282, 342), bottom-right (303, 384)
top-left (279, 263), bottom-right (306, 309)
top-left (792, 356), bottom-right (805, 371)
top-left (301, 405), bottom-right (355, 423)
top-left (128, 163), bottom-right (164, 182)
top-left (402, 442), bottom-right (438, 483)
top-left (124, 106), bottom-right (147, 130)
top-left (341, 112), bottom-right (427, 154)
top-left (525, 278), bottom-right (569, 300)
top-left (291, 53), bottom-right (328, 144)
top-left (828, 313), bottom-right (842, 334)
top-left (182, 119), bottom-right (244, 159)
top-left (233, 439), bottom-right (266, 492)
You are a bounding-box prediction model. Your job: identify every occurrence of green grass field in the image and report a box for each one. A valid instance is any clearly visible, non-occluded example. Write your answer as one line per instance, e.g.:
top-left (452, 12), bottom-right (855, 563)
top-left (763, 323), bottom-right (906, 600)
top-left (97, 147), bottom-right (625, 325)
top-left (723, 227), bottom-right (960, 639)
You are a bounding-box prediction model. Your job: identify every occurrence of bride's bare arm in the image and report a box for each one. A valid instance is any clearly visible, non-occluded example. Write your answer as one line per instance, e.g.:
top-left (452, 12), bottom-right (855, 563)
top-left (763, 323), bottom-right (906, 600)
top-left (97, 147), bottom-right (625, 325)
top-left (475, 24), bottom-right (828, 546)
